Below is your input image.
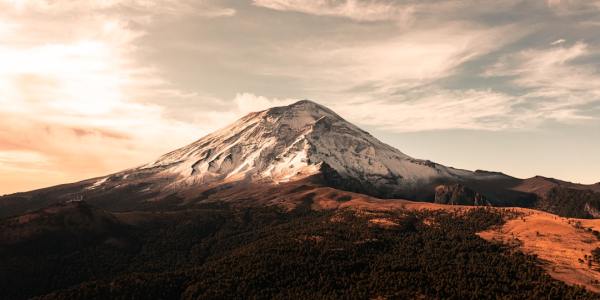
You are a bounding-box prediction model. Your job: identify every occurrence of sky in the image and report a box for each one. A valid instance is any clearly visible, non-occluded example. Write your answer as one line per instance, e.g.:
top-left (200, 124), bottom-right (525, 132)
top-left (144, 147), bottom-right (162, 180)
top-left (1, 0), bottom-right (599, 195)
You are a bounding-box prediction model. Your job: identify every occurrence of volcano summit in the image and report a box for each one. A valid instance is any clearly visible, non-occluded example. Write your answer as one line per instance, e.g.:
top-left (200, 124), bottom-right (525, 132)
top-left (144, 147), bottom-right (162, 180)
top-left (121, 99), bottom-right (507, 200)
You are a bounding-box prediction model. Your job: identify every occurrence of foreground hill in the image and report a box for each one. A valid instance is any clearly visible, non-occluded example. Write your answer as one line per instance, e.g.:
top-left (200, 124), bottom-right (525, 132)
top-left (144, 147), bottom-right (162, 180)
top-left (1, 192), bottom-right (598, 299)
top-left (0, 100), bottom-right (599, 219)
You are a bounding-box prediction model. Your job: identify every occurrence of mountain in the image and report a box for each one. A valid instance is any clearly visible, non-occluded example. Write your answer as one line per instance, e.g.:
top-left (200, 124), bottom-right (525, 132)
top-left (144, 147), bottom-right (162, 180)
top-left (141, 100), bottom-right (510, 192)
top-left (105, 100), bottom-right (531, 201)
top-left (0, 100), bottom-right (598, 218)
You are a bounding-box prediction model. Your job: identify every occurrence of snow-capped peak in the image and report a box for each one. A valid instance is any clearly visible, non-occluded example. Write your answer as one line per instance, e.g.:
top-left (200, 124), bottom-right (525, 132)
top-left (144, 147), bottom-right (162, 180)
top-left (129, 100), bottom-right (482, 195)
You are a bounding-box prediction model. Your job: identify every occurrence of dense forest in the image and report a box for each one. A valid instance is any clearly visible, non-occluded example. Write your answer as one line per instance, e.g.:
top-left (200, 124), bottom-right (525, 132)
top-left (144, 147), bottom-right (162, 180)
top-left (539, 187), bottom-right (600, 218)
top-left (0, 202), bottom-right (596, 299)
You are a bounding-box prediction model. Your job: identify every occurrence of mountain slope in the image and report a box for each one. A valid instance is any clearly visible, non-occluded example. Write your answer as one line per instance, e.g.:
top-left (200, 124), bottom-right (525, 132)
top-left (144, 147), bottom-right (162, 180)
top-left (513, 176), bottom-right (600, 218)
top-left (83, 100), bottom-right (526, 203)
top-left (117, 100), bottom-right (490, 193)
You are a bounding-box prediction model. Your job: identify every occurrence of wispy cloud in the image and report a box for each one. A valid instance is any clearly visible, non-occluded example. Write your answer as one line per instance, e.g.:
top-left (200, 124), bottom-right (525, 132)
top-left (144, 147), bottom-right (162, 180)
top-left (340, 40), bottom-right (600, 133)
top-left (252, 22), bottom-right (526, 97)
top-left (545, 0), bottom-right (600, 12)
top-left (0, 0), bottom-right (236, 18)
top-left (253, 0), bottom-right (532, 24)
top-left (333, 88), bottom-right (517, 132)
top-left (485, 42), bottom-right (600, 122)
top-left (253, 0), bottom-right (413, 22)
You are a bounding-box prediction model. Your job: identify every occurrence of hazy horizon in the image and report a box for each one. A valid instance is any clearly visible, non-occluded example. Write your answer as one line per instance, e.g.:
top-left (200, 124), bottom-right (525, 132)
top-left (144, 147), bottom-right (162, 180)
top-left (2, 0), bottom-right (600, 194)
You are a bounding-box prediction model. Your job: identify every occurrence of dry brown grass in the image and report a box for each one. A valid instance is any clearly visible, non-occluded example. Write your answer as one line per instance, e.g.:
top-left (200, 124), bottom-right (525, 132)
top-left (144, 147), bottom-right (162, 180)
top-left (368, 218), bottom-right (399, 228)
top-left (478, 209), bottom-right (600, 292)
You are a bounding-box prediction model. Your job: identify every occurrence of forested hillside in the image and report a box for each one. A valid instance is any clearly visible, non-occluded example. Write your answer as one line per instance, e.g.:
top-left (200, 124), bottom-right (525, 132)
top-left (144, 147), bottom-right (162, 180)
top-left (1, 202), bottom-right (595, 299)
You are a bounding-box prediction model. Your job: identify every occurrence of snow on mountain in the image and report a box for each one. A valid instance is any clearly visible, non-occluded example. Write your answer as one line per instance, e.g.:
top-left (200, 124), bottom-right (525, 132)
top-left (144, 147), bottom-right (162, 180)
top-left (96, 100), bottom-right (502, 196)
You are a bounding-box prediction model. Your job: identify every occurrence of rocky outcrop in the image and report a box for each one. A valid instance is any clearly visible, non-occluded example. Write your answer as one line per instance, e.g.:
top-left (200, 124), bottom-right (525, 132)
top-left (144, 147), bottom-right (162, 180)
top-left (584, 203), bottom-right (600, 219)
top-left (434, 184), bottom-right (488, 206)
